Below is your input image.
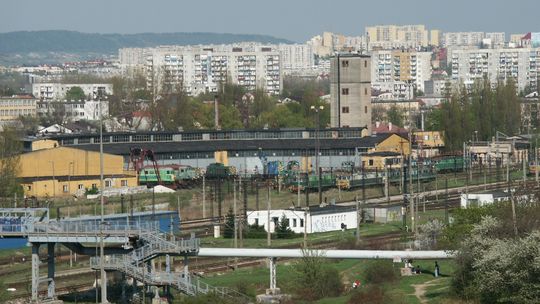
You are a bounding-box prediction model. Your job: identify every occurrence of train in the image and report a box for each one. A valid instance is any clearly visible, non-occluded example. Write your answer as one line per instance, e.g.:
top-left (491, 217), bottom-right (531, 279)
top-left (138, 165), bottom-right (200, 188)
top-left (284, 165), bottom-right (437, 192)
top-left (432, 155), bottom-right (467, 173)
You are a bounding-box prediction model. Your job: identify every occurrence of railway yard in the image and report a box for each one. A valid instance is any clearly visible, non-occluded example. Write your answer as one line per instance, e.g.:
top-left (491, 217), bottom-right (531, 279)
top-left (0, 166), bottom-right (534, 303)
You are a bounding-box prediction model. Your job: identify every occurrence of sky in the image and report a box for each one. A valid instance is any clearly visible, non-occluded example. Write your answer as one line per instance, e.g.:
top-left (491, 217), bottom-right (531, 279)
top-left (1, 0), bottom-right (538, 42)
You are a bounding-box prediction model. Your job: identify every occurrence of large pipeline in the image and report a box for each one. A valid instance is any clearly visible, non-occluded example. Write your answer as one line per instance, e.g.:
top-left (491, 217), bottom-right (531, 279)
top-left (198, 248), bottom-right (454, 260)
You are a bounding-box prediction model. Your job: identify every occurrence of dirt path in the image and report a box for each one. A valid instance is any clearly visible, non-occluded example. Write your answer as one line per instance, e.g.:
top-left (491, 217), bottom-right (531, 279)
top-left (412, 279), bottom-right (439, 304)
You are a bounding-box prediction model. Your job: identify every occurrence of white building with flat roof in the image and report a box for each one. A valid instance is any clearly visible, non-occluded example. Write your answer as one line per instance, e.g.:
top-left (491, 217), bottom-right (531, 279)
top-left (32, 83), bottom-right (113, 101)
top-left (247, 205), bottom-right (358, 234)
top-left (143, 44), bottom-right (282, 95)
top-left (450, 47), bottom-right (540, 92)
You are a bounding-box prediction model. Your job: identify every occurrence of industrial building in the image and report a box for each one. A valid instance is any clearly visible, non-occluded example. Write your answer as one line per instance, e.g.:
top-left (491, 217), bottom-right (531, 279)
top-left (18, 146), bottom-right (137, 198)
top-left (38, 128), bottom-right (409, 174)
top-left (330, 54), bottom-right (372, 133)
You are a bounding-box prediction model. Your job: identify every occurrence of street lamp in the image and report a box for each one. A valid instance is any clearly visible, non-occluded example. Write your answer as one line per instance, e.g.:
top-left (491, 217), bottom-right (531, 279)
top-left (310, 105), bottom-right (324, 205)
top-left (98, 95), bottom-right (108, 303)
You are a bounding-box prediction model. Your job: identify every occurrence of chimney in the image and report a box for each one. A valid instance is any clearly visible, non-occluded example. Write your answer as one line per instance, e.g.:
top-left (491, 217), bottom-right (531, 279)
top-left (389, 122), bottom-right (393, 131)
top-left (375, 121), bottom-right (380, 128)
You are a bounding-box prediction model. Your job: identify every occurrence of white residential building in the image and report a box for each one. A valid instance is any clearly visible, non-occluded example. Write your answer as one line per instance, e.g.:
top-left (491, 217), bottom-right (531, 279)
top-left (449, 48), bottom-right (540, 92)
top-left (32, 83), bottom-right (113, 101)
top-left (277, 44), bottom-right (314, 73)
top-left (143, 44), bottom-right (282, 95)
top-left (371, 50), bottom-right (432, 92)
top-left (36, 99), bottom-right (109, 121)
top-left (63, 100), bottom-right (109, 121)
top-left (442, 32), bottom-right (505, 48)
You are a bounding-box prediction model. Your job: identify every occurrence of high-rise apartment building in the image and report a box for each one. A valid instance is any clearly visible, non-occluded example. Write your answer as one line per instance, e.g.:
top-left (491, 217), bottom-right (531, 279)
top-left (143, 44), bottom-right (282, 96)
top-left (371, 50), bottom-right (432, 92)
top-left (450, 48), bottom-right (540, 92)
top-left (430, 30), bottom-right (442, 47)
top-left (366, 25), bottom-right (429, 49)
top-left (277, 44), bottom-right (314, 73)
top-left (330, 54), bottom-right (372, 133)
top-left (444, 32), bottom-right (506, 48)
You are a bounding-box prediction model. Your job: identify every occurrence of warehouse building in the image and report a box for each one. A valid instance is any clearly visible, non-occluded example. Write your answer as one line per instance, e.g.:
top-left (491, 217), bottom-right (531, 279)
top-left (18, 146), bottom-right (137, 198)
top-left (41, 128), bottom-right (410, 173)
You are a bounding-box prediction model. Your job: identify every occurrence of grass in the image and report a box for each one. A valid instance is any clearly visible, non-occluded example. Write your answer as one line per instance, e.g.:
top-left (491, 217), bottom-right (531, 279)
top-left (200, 258), bottom-right (459, 303)
top-left (200, 222), bottom-right (403, 248)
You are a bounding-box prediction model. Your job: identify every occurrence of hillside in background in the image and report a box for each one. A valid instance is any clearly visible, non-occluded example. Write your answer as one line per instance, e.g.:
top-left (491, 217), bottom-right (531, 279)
top-left (0, 30), bottom-right (294, 65)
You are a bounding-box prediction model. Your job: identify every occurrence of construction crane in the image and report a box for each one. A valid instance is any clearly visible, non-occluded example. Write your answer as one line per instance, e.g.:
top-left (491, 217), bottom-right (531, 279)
top-left (129, 148), bottom-right (162, 186)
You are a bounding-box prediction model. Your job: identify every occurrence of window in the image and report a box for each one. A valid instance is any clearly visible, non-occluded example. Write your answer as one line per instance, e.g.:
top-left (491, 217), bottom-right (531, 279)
top-left (105, 180), bottom-right (112, 188)
top-left (121, 180), bottom-right (128, 187)
top-left (364, 60), bottom-right (368, 68)
top-left (364, 106), bottom-right (368, 114)
top-left (364, 88), bottom-right (368, 95)
top-left (78, 184), bottom-right (84, 190)
top-left (91, 183), bottom-right (97, 189)
top-left (300, 219), bottom-right (304, 227)
top-left (341, 88), bottom-right (349, 95)
top-left (342, 106), bottom-right (349, 113)
top-left (63, 185), bottom-right (69, 193)
top-left (292, 219), bottom-right (297, 227)
top-left (369, 159), bottom-right (374, 166)
top-left (341, 60), bottom-right (349, 68)
top-left (27, 185), bottom-right (32, 191)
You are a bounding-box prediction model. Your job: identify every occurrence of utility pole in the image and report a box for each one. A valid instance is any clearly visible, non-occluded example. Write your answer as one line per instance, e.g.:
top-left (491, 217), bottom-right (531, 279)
top-left (355, 196), bottom-right (360, 243)
top-left (445, 178), bottom-right (449, 225)
top-left (402, 161), bottom-right (408, 229)
top-left (534, 137), bottom-right (540, 187)
top-left (267, 183), bottom-right (271, 247)
top-left (202, 174), bottom-right (206, 218)
top-left (311, 105), bottom-right (324, 205)
top-left (233, 179), bottom-right (238, 269)
top-left (98, 96), bottom-right (107, 304)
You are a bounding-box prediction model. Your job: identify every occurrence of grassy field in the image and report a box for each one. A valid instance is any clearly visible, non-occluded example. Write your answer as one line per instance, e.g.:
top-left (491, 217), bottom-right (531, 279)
top-left (201, 222), bottom-right (403, 248)
top-left (199, 258), bottom-right (459, 303)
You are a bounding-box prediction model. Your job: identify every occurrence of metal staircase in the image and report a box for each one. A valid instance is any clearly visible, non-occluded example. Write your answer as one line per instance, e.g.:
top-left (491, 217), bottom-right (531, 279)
top-left (90, 230), bottom-right (252, 302)
top-left (131, 232), bottom-right (199, 263)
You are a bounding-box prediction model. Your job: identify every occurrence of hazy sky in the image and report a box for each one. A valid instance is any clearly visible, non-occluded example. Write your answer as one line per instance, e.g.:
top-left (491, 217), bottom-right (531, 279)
top-left (1, 0), bottom-right (538, 42)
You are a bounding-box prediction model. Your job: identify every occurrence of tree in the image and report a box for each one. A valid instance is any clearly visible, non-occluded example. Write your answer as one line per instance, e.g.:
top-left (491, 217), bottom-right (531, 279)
top-left (372, 105), bottom-right (385, 123)
top-left (291, 250), bottom-right (342, 301)
top-left (65, 86), bottom-right (86, 101)
top-left (223, 207), bottom-right (235, 239)
top-left (275, 215), bottom-right (294, 239)
top-left (452, 216), bottom-right (540, 303)
top-left (0, 127), bottom-right (22, 198)
top-left (386, 105), bottom-right (405, 127)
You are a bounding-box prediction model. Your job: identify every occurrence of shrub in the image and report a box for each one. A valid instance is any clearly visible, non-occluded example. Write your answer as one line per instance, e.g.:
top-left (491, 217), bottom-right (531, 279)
top-left (348, 285), bottom-right (385, 304)
top-left (364, 261), bottom-right (397, 284)
top-left (291, 250), bottom-right (343, 301)
top-left (244, 223), bottom-right (266, 239)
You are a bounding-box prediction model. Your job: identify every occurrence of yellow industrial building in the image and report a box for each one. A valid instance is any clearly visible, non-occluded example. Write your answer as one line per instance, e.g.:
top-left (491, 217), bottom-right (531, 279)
top-left (18, 146), bottom-right (137, 198)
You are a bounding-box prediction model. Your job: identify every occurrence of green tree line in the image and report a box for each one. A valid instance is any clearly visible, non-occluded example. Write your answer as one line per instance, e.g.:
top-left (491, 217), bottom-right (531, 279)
top-left (427, 79), bottom-right (521, 151)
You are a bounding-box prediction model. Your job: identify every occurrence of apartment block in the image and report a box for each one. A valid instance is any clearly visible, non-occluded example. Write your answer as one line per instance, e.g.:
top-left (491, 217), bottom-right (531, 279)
top-left (443, 32), bottom-right (485, 47)
top-left (366, 24), bottom-right (429, 49)
top-left (277, 44), bottom-right (314, 73)
top-left (143, 45), bottom-right (282, 95)
top-left (0, 95), bottom-right (37, 122)
top-left (32, 83), bottom-right (113, 101)
top-left (36, 99), bottom-right (109, 121)
top-left (371, 50), bottom-right (432, 92)
top-left (330, 54), bottom-right (372, 133)
top-left (449, 48), bottom-right (540, 92)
